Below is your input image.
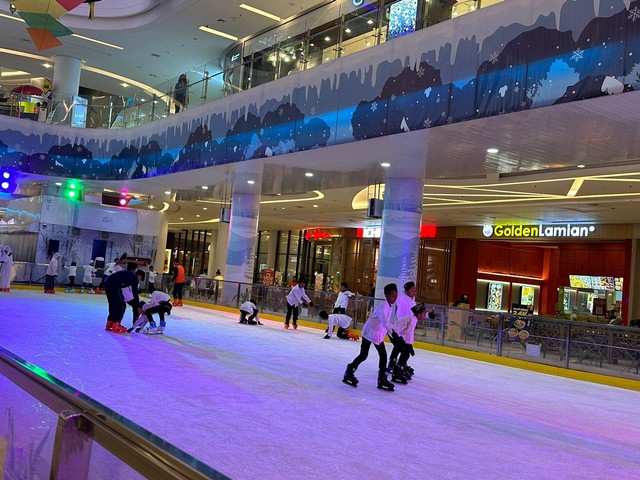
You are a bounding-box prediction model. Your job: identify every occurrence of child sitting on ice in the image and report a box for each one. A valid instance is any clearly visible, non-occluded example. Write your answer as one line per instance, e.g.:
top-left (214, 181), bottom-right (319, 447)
top-left (239, 298), bottom-right (262, 325)
top-left (128, 290), bottom-right (173, 334)
top-left (319, 310), bottom-right (359, 340)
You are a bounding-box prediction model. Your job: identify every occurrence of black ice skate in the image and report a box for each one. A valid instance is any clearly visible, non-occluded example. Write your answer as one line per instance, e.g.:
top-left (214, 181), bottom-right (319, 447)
top-left (391, 366), bottom-right (409, 384)
top-left (377, 370), bottom-right (395, 391)
top-left (342, 364), bottom-right (359, 387)
top-left (386, 359), bottom-right (396, 375)
top-left (404, 364), bottom-right (415, 376)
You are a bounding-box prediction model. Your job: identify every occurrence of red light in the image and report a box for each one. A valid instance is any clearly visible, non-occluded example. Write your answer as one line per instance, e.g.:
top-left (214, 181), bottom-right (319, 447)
top-left (119, 198), bottom-right (127, 206)
top-left (420, 224), bottom-right (437, 238)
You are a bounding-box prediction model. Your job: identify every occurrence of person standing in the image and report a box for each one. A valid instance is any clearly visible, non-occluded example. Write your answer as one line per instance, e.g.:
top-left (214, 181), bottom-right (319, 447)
top-left (388, 281), bottom-right (417, 374)
top-left (172, 260), bottom-right (185, 306)
top-left (103, 262), bottom-right (145, 333)
top-left (44, 252), bottom-right (60, 294)
top-left (81, 260), bottom-right (97, 293)
top-left (0, 245), bottom-right (13, 292)
top-left (333, 282), bottom-right (354, 314)
top-left (64, 262), bottom-right (77, 293)
top-left (342, 283), bottom-right (397, 391)
top-left (147, 265), bottom-right (157, 294)
top-left (285, 278), bottom-right (312, 330)
top-left (173, 74), bottom-right (189, 113)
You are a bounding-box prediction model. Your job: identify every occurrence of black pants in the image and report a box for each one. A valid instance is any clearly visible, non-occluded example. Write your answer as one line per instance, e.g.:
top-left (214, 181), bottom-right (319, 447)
top-left (148, 282), bottom-right (155, 294)
top-left (173, 282), bottom-right (184, 300)
top-left (240, 308), bottom-right (259, 324)
top-left (350, 338), bottom-right (387, 372)
top-left (389, 332), bottom-right (407, 363)
top-left (333, 306), bottom-right (346, 314)
top-left (68, 276), bottom-right (75, 288)
top-left (146, 305), bottom-right (166, 324)
top-left (44, 275), bottom-right (56, 291)
top-left (127, 300), bottom-right (140, 326)
top-left (398, 344), bottom-right (412, 366)
top-left (285, 303), bottom-right (299, 325)
top-left (105, 288), bottom-right (126, 323)
top-left (336, 326), bottom-right (349, 339)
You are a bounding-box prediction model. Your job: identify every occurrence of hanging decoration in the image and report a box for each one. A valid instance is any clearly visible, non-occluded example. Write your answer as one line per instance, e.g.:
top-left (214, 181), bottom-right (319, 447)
top-left (10, 0), bottom-right (89, 50)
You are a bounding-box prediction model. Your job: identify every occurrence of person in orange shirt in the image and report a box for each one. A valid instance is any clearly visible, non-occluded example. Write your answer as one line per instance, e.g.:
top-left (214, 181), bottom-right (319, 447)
top-left (172, 260), bottom-right (185, 306)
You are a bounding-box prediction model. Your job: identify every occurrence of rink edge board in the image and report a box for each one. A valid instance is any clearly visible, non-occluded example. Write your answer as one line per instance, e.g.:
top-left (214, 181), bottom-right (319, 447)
top-left (11, 285), bottom-right (640, 391)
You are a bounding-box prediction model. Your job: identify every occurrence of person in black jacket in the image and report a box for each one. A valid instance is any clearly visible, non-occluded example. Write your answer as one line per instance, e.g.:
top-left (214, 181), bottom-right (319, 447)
top-left (103, 262), bottom-right (145, 333)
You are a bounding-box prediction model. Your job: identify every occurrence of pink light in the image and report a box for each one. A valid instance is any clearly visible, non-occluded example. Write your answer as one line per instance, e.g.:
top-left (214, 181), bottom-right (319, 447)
top-left (119, 198), bottom-right (127, 206)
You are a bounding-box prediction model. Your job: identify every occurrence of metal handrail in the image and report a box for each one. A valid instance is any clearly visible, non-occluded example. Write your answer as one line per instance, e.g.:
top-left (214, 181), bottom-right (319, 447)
top-left (0, 346), bottom-right (230, 480)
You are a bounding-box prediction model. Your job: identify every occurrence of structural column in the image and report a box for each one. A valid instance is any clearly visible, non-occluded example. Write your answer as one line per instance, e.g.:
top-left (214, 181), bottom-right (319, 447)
top-left (375, 177), bottom-right (423, 299)
top-left (52, 55), bottom-right (82, 105)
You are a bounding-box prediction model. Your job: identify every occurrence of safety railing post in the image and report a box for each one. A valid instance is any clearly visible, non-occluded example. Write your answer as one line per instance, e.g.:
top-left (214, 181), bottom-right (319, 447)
top-left (50, 410), bottom-right (93, 480)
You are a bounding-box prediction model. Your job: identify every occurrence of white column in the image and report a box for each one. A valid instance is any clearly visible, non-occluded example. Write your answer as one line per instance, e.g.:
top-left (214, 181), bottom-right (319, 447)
top-left (154, 214), bottom-right (169, 272)
top-left (215, 222), bottom-right (229, 277)
top-left (207, 229), bottom-right (218, 277)
top-left (52, 55), bottom-right (82, 104)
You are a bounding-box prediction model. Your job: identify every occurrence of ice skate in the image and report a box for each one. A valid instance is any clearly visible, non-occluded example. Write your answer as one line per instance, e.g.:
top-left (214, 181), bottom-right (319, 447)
top-left (377, 371), bottom-right (395, 391)
top-left (88, 288), bottom-right (95, 294)
top-left (347, 331), bottom-right (359, 341)
top-left (105, 321), bottom-right (114, 331)
top-left (342, 364), bottom-right (358, 387)
top-left (386, 359), bottom-right (396, 375)
top-left (404, 365), bottom-right (415, 376)
top-left (112, 323), bottom-right (128, 333)
top-left (399, 365), bottom-right (413, 380)
top-left (284, 323), bottom-right (290, 329)
top-left (156, 321), bottom-right (166, 334)
top-left (293, 324), bottom-right (298, 330)
top-left (323, 334), bottom-right (331, 339)
top-left (143, 327), bottom-right (158, 334)
top-left (391, 366), bottom-right (409, 384)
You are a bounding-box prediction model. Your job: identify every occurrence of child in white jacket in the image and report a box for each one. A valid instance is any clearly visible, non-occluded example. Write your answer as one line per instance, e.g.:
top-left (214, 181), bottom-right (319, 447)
top-left (129, 290), bottom-right (172, 334)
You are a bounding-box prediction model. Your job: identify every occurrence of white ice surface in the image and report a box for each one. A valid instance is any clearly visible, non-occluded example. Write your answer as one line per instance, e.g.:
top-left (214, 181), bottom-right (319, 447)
top-left (1, 290), bottom-right (639, 480)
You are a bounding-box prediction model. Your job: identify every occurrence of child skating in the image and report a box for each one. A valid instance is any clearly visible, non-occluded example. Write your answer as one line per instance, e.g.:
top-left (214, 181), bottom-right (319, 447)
top-left (81, 261), bottom-right (97, 293)
top-left (342, 283), bottom-right (397, 391)
top-left (333, 282), bottom-right (354, 314)
top-left (388, 303), bottom-right (427, 383)
top-left (64, 262), bottom-right (77, 293)
top-left (284, 278), bottom-right (312, 329)
top-left (128, 290), bottom-right (173, 334)
top-left (319, 311), bottom-right (359, 340)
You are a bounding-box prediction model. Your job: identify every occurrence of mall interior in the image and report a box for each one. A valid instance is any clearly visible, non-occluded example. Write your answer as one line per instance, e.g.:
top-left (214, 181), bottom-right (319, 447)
top-left (1, 0), bottom-right (640, 478)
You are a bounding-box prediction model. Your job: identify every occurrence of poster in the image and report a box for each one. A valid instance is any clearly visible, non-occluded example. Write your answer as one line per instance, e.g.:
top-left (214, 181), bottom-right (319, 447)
top-left (487, 283), bottom-right (503, 310)
top-left (520, 286), bottom-right (535, 306)
top-left (506, 315), bottom-right (532, 342)
top-left (262, 268), bottom-right (274, 286)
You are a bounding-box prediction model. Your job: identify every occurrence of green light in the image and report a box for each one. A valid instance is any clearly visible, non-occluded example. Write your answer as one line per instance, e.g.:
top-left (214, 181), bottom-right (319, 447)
top-left (68, 191), bottom-right (76, 198)
top-left (69, 183), bottom-right (76, 189)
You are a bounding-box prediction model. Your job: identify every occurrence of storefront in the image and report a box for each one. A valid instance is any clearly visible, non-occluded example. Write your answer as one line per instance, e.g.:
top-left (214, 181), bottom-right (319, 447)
top-left (453, 224), bottom-right (633, 322)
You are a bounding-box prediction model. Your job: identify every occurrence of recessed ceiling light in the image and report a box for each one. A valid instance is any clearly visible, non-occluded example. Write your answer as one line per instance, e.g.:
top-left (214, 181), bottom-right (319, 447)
top-left (324, 36), bottom-right (331, 41)
top-left (180, 217), bottom-right (184, 220)
top-left (577, 164), bottom-right (586, 168)
top-left (247, 180), bottom-right (255, 184)
top-left (305, 172), bottom-right (314, 177)
top-left (134, 195), bottom-right (140, 198)
top-left (121, 83), bottom-right (129, 87)
top-left (199, 26), bottom-right (238, 41)
top-left (149, 205), bottom-right (155, 209)
top-left (486, 148), bottom-right (499, 154)
top-left (313, 204), bottom-right (318, 208)
top-left (55, 182), bottom-right (62, 186)
top-left (381, 162), bottom-right (391, 168)
top-left (42, 63), bottom-right (52, 68)
top-left (203, 207), bottom-right (208, 210)
top-left (239, 3), bottom-right (281, 21)
top-left (201, 185), bottom-right (209, 190)
top-left (196, 214), bottom-right (201, 217)
top-left (164, 191), bottom-right (171, 195)
top-left (345, 28), bottom-right (351, 34)
top-left (276, 193), bottom-right (282, 196)
top-left (281, 207), bottom-right (286, 210)
top-left (367, 19), bottom-right (374, 24)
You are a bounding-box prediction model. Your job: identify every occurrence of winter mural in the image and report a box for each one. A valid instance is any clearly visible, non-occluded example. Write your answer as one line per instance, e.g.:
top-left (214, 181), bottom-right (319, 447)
top-left (1, 0), bottom-right (640, 179)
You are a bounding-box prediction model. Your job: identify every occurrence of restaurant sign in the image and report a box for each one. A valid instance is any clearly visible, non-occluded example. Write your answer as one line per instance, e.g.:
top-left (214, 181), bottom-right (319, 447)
top-left (482, 223), bottom-right (596, 238)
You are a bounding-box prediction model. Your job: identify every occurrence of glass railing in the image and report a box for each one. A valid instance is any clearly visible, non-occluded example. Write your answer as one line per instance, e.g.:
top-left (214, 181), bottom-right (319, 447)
top-left (0, 346), bottom-right (230, 479)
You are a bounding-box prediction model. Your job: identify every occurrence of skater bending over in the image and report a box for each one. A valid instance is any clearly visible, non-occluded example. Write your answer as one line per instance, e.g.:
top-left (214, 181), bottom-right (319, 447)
top-left (388, 303), bottom-right (427, 383)
top-left (129, 290), bottom-right (173, 334)
top-left (81, 261), bottom-right (97, 293)
top-left (333, 282), bottom-right (354, 314)
top-left (103, 262), bottom-right (144, 333)
top-left (342, 283), bottom-right (397, 391)
top-left (285, 278), bottom-right (312, 329)
top-left (319, 311), bottom-right (358, 340)
top-left (239, 299), bottom-right (261, 325)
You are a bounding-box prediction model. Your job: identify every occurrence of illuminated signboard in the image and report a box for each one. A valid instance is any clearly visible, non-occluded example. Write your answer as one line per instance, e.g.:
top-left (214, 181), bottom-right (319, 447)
top-left (357, 224), bottom-right (437, 239)
top-left (482, 224), bottom-right (595, 238)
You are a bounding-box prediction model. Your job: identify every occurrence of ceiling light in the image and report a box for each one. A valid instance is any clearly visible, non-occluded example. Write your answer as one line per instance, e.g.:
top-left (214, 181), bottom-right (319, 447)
top-left (203, 207), bottom-right (208, 210)
top-left (567, 178), bottom-right (584, 198)
top-left (42, 63), bottom-right (52, 68)
top-left (70, 34), bottom-right (123, 50)
top-left (367, 19), bottom-right (374, 24)
top-left (345, 28), bottom-right (352, 33)
top-left (247, 180), bottom-right (255, 184)
top-left (196, 214), bottom-right (201, 217)
top-left (0, 70), bottom-right (29, 77)
top-left (276, 193), bottom-right (282, 196)
top-left (55, 182), bottom-right (62, 186)
top-left (149, 205), bottom-right (155, 209)
top-left (324, 36), bottom-right (331, 41)
top-left (313, 204), bottom-right (318, 208)
top-left (164, 191), bottom-right (171, 195)
top-left (486, 148), bottom-right (499, 154)
top-left (381, 162), bottom-right (391, 168)
top-left (577, 164), bottom-right (586, 168)
top-left (121, 83), bottom-right (129, 87)
top-left (305, 172), bottom-right (314, 177)
top-left (180, 217), bottom-right (184, 220)
top-left (201, 185), bottom-right (209, 190)
top-left (199, 26), bottom-right (238, 41)
top-left (239, 3), bottom-right (281, 21)
top-left (281, 207), bottom-right (286, 210)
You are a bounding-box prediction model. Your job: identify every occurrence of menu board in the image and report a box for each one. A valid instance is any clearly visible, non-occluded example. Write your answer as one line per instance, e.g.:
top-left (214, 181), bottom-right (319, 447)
top-left (487, 283), bottom-right (503, 310)
top-left (615, 277), bottom-right (624, 291)
top-left (591, 276), bottom-right (614, 291)
top-left (569, 275), bottom-right (592, 289)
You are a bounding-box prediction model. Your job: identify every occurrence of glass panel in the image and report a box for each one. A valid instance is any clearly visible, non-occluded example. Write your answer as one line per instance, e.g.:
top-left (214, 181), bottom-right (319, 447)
top-left (88, 442), bottom-right (146, 480)
top-left (0, 374), bottom-right (57, 478)
top-left (278, 231), bottom-right (289, 255)
top-left (341, 9), bottom-right (380, 57)
top-left (289, 232), bottom-right (300, 255)
top-left (307, 22), bottom-right (341, 69)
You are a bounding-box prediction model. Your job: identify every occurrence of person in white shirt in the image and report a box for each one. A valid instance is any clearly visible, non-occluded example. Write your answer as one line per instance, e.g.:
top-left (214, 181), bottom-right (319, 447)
top-left (44, 252), bottom-right (60, 293)
top-left (285, 278), bottom-right (312, 330)
top-left (388, 303), bottom-right (427, 383)
top-left (342, 283), bottom-right (398, 391)
top-left (388, 281), bottom-right (417, 372)
top-left (333, 282), bottom-right (355, 314)
top-left (64, 262), bottom-right (77, 292)
top-left (81, 261), bottom-right (97, 293)
top-left (0, 245), bottom-right (14, 292)
top-left (319, 311), bottom-right (358, 340)
top-left (239, 299), bottom-right (261, 325)
top-left (147, 265), bottom-right (157, 294)
top-left (129, 290), bottom-right (173, 334)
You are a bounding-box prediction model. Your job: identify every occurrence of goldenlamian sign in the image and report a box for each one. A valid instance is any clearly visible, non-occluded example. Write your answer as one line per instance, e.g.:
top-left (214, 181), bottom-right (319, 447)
top-left (482, 224), bottom-right (596, 238)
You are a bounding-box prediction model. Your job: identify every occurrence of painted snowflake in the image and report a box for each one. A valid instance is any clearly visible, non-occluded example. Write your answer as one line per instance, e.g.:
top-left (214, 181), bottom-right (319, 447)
top-left (416, 66), bottom-right (425, 78)
top-left (310, 106), bottom-right (316, 115)
top-left (278, 108), bottom-right (284, 116)
top-left (423, 119), bottom-right (432, 128)
top-left (390, 94), bottom-right (396, 101)
top-left (629, 6), bottom-right (640, 22)
top-left (39, 154), bottom-right (46, 160)
top-left (570, 48), bottom-right (584, 62)
top-left (488, 52), bottom-right (499, 64)
top-left (370, 101), bottom-right (378, 112)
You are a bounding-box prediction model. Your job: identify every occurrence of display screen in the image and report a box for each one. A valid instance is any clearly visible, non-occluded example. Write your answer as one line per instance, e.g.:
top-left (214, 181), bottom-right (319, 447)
top-left (520, 286), bottom-right (535, 306)
top-left (569, 275), bottom-right (592, 289)
top-left (591, 276), bottom-right (614, 291)
top-left (388, 0), bottom-right (418, 39)
top-left (615, 277), bottom-right (624, 291)
top-left (487, 283), bottom-right (503, 310)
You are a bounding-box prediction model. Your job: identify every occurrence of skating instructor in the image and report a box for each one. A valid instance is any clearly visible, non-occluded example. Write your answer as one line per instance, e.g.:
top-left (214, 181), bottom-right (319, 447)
top-left (103, 262), bottom-right (145, 333)
top-left (172, 260), bottom-right (185, 306)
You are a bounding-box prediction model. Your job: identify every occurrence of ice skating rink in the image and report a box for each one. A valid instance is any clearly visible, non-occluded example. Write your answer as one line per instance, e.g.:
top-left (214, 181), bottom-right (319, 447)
top-left (1, 290), bottom-right (639, 480)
